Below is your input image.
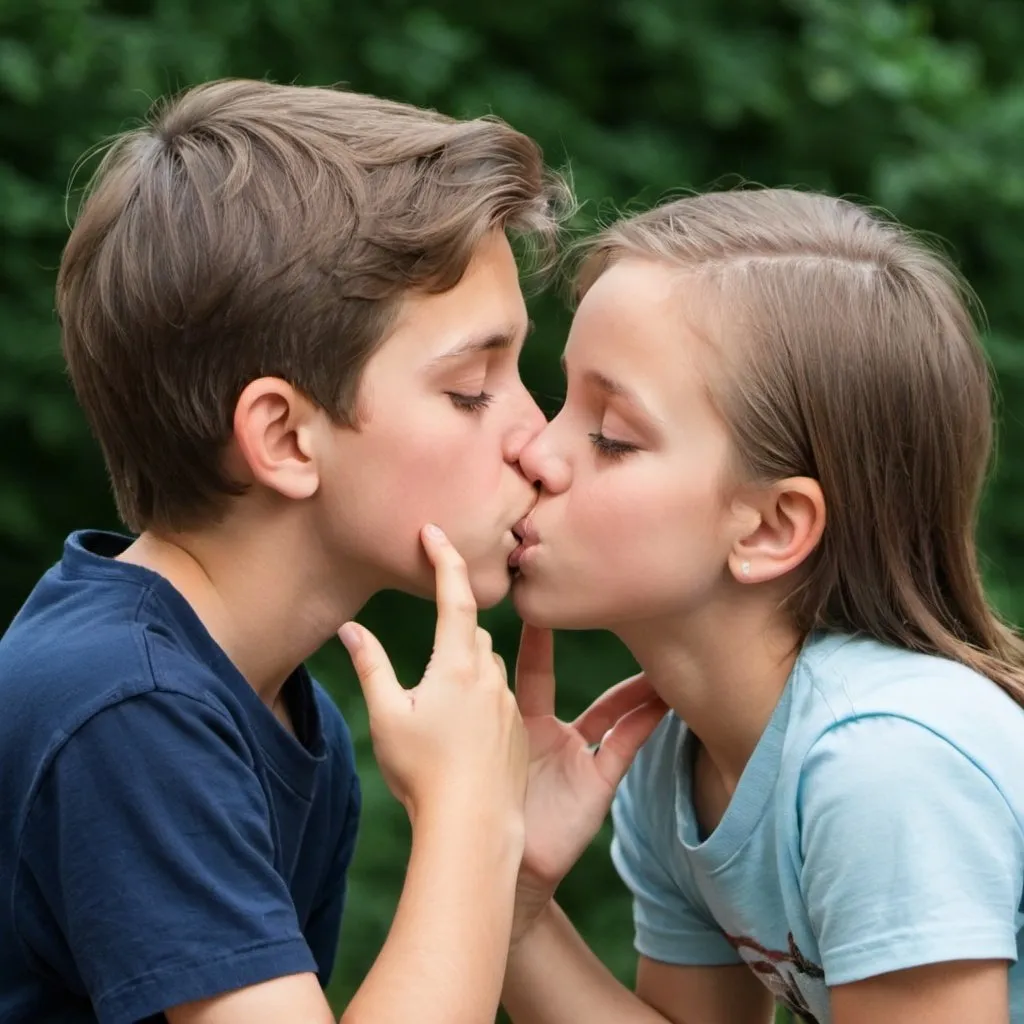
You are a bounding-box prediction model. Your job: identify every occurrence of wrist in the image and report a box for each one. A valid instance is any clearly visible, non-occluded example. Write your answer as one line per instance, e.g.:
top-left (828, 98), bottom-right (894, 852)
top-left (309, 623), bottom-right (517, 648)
top-left (411, 793), bottom-right (526, 864)
top-left (510, 886), bottom-right (556, 952)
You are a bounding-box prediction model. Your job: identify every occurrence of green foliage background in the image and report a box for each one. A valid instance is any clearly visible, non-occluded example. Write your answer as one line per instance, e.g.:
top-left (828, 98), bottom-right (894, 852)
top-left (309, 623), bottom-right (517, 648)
top-left (2, 1), bottom-right (1023, 1020)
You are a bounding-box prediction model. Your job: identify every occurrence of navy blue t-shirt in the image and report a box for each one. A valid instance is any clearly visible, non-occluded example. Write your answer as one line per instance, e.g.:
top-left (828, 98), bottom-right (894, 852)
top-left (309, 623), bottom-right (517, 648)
top-left (0, 531), bottom-right (361, 1023)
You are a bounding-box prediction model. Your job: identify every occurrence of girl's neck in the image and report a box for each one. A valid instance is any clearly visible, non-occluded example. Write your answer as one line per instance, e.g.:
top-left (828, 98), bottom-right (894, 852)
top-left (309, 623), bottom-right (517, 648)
top-left (617, 600), bottom-right (803, 789)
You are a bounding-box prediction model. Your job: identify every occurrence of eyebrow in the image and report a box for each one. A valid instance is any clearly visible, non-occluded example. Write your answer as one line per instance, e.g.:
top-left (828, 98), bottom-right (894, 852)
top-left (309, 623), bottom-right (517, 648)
top-left (562, 356), bottom-right (662, 424)
top-left (430, 319), bottom-right (534, 365)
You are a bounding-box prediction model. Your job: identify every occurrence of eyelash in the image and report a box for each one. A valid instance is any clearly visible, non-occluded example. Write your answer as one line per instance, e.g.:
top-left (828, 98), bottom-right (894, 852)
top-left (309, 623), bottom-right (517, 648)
top-left (588, 432), bottom-right (640, 460)
top-left (446, 390), bottom-right (494, 413)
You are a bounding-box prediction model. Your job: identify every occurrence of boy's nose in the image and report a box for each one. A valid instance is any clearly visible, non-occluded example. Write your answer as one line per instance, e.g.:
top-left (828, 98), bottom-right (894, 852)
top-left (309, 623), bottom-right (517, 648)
top-left (503, 391), bottom-right (548, 464)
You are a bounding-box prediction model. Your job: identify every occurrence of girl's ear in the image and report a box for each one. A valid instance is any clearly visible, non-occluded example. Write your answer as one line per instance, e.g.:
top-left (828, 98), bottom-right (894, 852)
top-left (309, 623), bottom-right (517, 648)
top-left (728, 477), bottom-right (825, 584)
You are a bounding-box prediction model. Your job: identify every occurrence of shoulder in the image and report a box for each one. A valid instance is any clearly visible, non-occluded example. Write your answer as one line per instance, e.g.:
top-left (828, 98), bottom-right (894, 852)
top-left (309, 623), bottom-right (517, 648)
top-left (795, 631), bottom-right (1024, 825)
top-left (1, 582), bottom-right (163, 795)
top-left (7, 650), bottom-right (258, 845)
top-left (796, 713), bottom-right (1024, 985)
top-left (1, 544), bottom-right (239, 737)
top-left (2, 583), bottom-right (261, 869)
top-left (799, 712), bottom-right (1016, 813)
top-left (37, 687), bottom-right (257, 799)
top-left (797, 631), bottom-right (1021, 720)
top-left (788, 633), bottom-right (1024, 791)
top-left (797, 713), bottom-right (1024, 894)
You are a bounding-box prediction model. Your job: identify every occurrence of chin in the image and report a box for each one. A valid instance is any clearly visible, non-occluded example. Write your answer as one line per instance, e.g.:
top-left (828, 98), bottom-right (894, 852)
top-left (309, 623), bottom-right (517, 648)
top-left (512, 580), bottom-right (596, 630)
top-left (470, 567), bottom-right (513, 610)
top-left (392, 547), bottom-right (511, 608)
top-left (456, 543), bottom-right (515, 607)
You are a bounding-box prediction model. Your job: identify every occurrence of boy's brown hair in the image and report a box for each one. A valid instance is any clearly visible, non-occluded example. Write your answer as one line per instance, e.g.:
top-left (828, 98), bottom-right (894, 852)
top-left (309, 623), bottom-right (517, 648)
top-left (57, 79), bottom-right (570, 532)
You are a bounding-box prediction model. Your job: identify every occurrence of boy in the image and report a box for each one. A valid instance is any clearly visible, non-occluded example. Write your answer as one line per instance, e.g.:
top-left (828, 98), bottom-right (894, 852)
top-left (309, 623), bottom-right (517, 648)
top-left (0, 78), bottom-right (568, 1024)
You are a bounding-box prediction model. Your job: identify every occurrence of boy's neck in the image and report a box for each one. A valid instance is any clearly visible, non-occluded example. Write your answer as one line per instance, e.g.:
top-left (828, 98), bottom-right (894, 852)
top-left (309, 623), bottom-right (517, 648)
top-left (616, 595), bottom-right (802, 793)
top-left (117, 511), bottom-right (374, 707)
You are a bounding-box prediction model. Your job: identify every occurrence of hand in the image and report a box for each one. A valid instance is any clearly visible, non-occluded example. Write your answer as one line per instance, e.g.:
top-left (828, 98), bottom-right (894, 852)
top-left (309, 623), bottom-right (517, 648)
top-left (511, 624), bottom-right (668, 944)
top-left (339, 524), bottom-right (528, 829)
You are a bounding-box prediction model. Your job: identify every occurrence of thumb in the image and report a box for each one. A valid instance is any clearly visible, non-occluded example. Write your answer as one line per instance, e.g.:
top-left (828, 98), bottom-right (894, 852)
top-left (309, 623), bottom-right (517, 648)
top-left (593, 697), bottom-right (668, 789)
top-left (514, 623), bottom-right (555, 717)
top-left (338, 622), bottom-right (401, 715)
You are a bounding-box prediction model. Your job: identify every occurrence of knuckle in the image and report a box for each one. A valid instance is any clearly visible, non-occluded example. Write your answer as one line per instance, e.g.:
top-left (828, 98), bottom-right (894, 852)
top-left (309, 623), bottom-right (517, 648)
top-left (450, 656), bottom-right (478, 685)
top-left (492, 653), bottom-right (509, 682)
top-left (361, 658), bottom-right (383, 677)
top-left (445, 545), bottom-right (469, 570)
top-left (351, 651), bottom-right (374, 676)
top-left (438, 545), bottom-right (468, 574)
top-left (449, 596), bottom-right (477, 618)
top-left (362, 663), bottom-right (390, 688)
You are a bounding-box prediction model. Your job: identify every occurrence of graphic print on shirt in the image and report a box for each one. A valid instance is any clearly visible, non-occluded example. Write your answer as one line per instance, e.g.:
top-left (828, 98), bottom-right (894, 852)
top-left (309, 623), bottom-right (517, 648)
top-left (725, 932), bottom-right (824, 1024)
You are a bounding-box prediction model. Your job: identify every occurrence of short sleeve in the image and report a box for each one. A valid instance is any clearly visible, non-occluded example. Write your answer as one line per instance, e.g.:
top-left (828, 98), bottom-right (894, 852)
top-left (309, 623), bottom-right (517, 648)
top-left (799, 715), bottom-right (1024, 986)
top-left (15, 691), bottom-right (318, 1024)
top-left (611, 742), bottom-right (741, 966)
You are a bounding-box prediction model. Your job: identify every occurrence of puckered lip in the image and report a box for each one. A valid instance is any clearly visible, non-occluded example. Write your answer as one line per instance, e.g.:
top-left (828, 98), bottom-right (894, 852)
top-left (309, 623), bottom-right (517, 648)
top-left (511, 512), bottom-right (538, 547)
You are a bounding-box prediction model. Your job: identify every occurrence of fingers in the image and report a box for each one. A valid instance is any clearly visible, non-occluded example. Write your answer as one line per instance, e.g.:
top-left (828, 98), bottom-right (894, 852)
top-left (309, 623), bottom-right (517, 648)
top-left (474, 625), bottom-right (493, 659)
top-left (571, 673), bottom-right (657, 745)
top-left (493, 652), bottom-right (508, 684)
top-left (514, 622), bottom-right (555, 717)
top-left (422, 524), bottom-right (478, 657)
top-left (593, 697), bottom-right (668, 788)
top-left (475, 627), bottom-right (508, 684)
top-left (338, 622), bottom-right (401, 714)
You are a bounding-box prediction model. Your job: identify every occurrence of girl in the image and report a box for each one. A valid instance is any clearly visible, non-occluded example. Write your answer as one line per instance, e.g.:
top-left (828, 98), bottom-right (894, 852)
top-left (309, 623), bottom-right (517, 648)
top-left (501, 188), bottom-right (1024, 1024)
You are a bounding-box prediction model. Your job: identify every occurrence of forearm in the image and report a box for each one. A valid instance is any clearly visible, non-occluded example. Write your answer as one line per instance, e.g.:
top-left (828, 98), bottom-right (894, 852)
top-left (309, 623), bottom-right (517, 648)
top-left (342, 805), bottom-right (523, 1024)
top-left (502, 901), bottom-right (670, 1024)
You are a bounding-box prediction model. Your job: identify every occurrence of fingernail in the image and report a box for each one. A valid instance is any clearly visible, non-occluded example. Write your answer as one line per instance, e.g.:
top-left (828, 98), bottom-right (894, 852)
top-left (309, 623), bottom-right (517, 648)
top-left (424, 524), bottom-right (445, 541)
top-left (338, 623), bottom-right (362, 652)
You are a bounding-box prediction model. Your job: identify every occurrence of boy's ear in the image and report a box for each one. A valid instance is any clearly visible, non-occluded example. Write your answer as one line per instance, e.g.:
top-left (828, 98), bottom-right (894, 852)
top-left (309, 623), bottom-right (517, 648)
top-left (230, 378), bottom-right (321, 501)
top-left (728, 477), bottom-right (825, 584)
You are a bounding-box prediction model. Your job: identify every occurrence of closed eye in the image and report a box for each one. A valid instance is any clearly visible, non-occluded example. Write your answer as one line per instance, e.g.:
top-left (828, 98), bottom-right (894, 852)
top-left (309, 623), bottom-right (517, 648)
top-left (446, 390), bottom-right (494, 413)
top-left (589, 432), bottom-right (640, 460)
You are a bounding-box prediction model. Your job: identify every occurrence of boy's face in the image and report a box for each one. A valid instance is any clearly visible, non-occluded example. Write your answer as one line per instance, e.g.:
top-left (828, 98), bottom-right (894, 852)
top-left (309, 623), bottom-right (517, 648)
top-left (319, 230), bottom-right (543, 607)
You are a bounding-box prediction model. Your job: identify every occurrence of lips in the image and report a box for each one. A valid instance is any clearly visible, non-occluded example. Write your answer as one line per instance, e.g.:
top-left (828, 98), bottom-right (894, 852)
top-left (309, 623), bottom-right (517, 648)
top-left (508, 513), bottom-right (538, 571)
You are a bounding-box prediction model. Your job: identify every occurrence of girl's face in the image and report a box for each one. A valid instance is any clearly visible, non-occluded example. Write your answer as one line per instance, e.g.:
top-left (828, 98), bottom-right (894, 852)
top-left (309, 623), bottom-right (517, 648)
top-left (513, 258), bottom-right (750, 630)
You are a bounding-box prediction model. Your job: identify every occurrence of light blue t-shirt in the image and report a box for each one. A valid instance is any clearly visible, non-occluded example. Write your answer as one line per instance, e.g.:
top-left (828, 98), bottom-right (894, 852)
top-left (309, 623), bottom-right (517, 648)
top-left (611, 632), bottom-right (1024, 1024)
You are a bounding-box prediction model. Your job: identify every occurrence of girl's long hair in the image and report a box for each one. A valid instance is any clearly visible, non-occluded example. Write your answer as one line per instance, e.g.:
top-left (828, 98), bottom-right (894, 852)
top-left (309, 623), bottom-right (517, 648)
top-left (578, 188), bottom-right (1024, 704)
